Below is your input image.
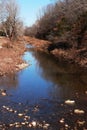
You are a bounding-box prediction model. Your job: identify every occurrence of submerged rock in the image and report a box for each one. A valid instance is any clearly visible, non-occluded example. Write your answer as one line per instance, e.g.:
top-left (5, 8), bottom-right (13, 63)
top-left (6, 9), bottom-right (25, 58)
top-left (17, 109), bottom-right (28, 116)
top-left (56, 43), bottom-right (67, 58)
top-left (31, 121), bottom-right (37, 127)
top-left (18, 113), bottom-right (24, 117)
top-left (43, 123), bottom-right (50, 129)
top-left (74, 109), bottom-right (85, 114)
top-left (65, 100), bottom-right (75, 105)
top-left (59, 118), bottom-right (65, 123)
top-left (0, 89), bottom-right (7, 96)
top-left (21, 122), bottom-right (26, 125)
top-left (65, 124), bottom-right (69, 128)
top-left (9, 123), bottom-right (14, 127)
top-left (77, 120), bottom-right (85, 126)
top-left (1, 92), bottom-right (7, 96)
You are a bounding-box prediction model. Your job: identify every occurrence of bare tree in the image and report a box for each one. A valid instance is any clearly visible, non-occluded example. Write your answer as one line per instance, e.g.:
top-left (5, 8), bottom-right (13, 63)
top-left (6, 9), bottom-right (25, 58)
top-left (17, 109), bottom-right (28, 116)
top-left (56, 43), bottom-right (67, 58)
top-left (0, 0), bottom-right (24, 40)
top-left (0, 0), bottom-right (8, 36)
top-left (25, 0), bottom-right (87, 49)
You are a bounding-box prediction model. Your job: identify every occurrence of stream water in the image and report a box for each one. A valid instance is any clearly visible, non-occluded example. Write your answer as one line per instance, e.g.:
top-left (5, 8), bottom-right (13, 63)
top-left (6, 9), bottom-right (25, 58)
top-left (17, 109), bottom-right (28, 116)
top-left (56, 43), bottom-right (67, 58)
top-left (0, 45), bottom-right (87, 129)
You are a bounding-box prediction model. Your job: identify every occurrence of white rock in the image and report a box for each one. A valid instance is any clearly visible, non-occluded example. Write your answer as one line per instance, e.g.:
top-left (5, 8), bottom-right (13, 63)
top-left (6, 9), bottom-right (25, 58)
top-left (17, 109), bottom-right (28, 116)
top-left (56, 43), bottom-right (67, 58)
top-left (9, 123), bottom-right (14, 127)
top-left (24, 116), bottom-right (30, 119)
top-left (6, 107), bottom-right (10, 111)
top-left (60, 118), bottom-right (65, 123)
top-left (21, 122), bottom-right (26, 125)
top-left (15, 124), bottom-right (21, 128)
top-left (25, 121), bottom-right (29, 124)
top-left (2, 106), bottom-right (6, 108)
top-left (65, 100), bottom-right (75, 105)
top-left (9, 109), bottom-right (13, 112)
top-left (18, 113), bottom-right (24, 117)
top-left (74, 109), bottom-right (85, 114)
top-left (43, 123), bottom-right (50, 129)
top-left (65, 124), bottom-right (69, 128)
top-left (45, 123), bottom-right (50, 127)
top-left (1, 92), bottom-right (6, 96)
top-left (14, 110), bottom-right (17, 113)
top-left (15, 122), bottom-right (19, 125)
top-left (16, 63), bottom-right (29, 70)
top-left (31, 121), bottom-right (37, 127)
top-left (29, 124), bottom-right (32, 127)
top-left (77, 120), bottom-right (85, 126)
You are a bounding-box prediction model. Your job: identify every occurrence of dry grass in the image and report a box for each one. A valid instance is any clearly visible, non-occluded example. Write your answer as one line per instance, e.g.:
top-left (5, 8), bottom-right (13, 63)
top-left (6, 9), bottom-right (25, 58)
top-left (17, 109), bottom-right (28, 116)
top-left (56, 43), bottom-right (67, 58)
top-left (24, 36), bottom-right (51, 52)
top-left (0, 37), bottom-right (25, 76)
top-left (24, 36), bottom-right (87, 68)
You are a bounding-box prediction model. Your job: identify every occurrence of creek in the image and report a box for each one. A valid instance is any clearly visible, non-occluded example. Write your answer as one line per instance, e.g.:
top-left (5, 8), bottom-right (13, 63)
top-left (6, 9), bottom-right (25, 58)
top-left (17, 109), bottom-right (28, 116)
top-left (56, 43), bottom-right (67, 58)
top-left (0, 45), bottom-right (87, 129)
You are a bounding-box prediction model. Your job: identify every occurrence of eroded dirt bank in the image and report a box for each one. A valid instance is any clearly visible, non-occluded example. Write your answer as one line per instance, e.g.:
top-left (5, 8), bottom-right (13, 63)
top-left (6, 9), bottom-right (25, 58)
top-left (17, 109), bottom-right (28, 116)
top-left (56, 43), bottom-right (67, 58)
top-left (24, 36), bottom-right (87, 68)
top-left (0, 37), bottom-right (28, 76)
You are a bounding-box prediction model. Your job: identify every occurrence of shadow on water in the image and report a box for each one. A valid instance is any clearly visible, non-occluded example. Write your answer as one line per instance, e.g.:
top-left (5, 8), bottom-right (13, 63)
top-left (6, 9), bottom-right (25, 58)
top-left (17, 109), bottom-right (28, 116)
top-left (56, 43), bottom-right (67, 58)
top-left (0, 45), bottom-right (87, 129)
top-left (0, 73), bottom-right (18, 89)
top-left (30, 48), bottom-right (87, 99)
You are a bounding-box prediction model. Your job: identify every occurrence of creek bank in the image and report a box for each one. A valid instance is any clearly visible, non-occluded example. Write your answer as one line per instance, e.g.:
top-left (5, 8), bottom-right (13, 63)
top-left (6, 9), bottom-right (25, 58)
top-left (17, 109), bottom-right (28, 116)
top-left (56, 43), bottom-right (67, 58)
top-left (24, 36), bottom-right (51, 52)
top-left (16, 63), bottom-right (29, 70)
top-left (24, 36), bottom-right (87, 68)
top-left (0, 36), bottom-right (28, 76)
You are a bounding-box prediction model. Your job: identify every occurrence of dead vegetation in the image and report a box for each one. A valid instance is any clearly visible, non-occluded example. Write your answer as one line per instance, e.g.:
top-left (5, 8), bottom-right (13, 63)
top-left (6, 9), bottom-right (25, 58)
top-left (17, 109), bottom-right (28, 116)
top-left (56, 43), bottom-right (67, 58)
top-left (25, 36), bottom-right (87, 68)
top-left (24, 36), bottom-right (51, 52)
top-left (24, 0), bottom-right (87, 68)
top-left (0, 36), bottom-right (26, 76)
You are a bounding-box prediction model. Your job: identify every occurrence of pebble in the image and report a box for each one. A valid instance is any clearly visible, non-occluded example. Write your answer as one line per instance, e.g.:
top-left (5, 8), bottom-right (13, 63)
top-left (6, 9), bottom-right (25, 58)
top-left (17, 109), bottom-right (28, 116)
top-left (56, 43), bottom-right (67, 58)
top-left (9, 109), bottom-right (13, 112)
top-left (6, 107), bottom-right (10, 111)
top-left (74, 109), bottom-right (85, 114)
top-left (28, 124), bottom-right (32, 127)
top-left (77, 120), bottom-right (85, 126)
top-left (31, 121), bottom-right (37, 127)
top-left (43, 123), bottom-right (50, 129)
top-left (14, 110), bottom-right (17, 113)
top-left (60, 118), bottom-right (65, 123)
top-left (25, 121), bottom-right (29, 124)
top-left (24, 118), bottom-right (27, 121)
top-left (0, 89), bottom-right (7, 96)
top-left (2, 106), bottom-right (6, 108)
top-left (65, 124), bottom-right (69, 128)
top-left (18, 113), bottom-right (24, 117)
top-left (15, 124), bottom-right (21, 128)
top-left (9, 123), bottom-right (14, 127)
top-left (15, 122), bottom-right (20, 125)
top-left (24, 116), bottom-right (30, 119)
top-left (21, 122), bottom-right (26, 125)
top-left (65, 100), bottom-right (75, 105)
top-left (1, 92), bottom-right (7, 96)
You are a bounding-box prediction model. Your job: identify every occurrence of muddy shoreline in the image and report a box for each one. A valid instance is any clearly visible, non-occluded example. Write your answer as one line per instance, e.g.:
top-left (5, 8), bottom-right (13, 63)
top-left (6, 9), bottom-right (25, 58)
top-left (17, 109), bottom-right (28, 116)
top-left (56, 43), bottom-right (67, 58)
top-left (0, 35), bottom-right (86, 76)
